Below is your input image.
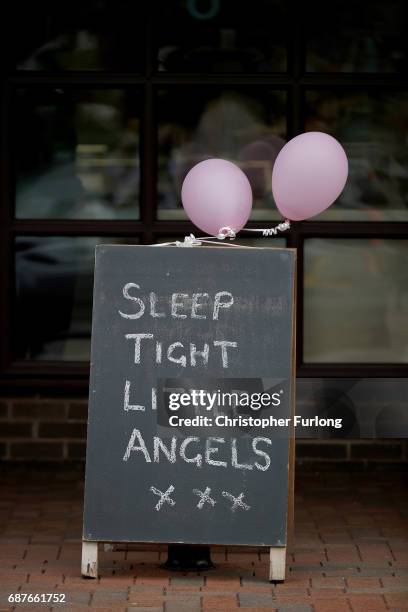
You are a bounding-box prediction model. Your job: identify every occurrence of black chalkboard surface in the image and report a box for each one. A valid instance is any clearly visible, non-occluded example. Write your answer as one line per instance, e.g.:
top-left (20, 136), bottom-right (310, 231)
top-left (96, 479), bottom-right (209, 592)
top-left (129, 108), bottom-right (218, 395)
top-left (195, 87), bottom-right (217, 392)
top-left (83, 245), bottom-right (296, 558)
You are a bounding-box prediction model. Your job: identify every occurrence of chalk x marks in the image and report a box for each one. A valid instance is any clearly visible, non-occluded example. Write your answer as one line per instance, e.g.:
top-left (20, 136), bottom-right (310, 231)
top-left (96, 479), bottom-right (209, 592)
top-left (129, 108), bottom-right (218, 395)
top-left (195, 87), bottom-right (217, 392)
top-left (222, 491), bottom-right (251, 512)
top-left (193, 486), bottom-right (216, 509)
top-left (150, 485), bottom-right (176, 511)
top-left (148, 485), bottom-right (250, 512)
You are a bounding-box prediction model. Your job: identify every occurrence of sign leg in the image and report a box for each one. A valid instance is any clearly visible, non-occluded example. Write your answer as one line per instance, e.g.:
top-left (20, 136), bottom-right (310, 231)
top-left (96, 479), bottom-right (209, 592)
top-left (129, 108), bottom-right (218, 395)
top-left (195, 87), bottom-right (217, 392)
top-left (81, 541), bottom-right (98, 578)
top-left (269, 547), bottom-right (286, 582)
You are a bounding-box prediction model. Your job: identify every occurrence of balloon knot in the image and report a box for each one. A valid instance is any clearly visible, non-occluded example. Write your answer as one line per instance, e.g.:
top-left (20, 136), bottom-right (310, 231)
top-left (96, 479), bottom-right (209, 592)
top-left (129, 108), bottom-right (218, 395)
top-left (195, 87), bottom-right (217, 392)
top-left (217, 227), bottom-right (236, 240)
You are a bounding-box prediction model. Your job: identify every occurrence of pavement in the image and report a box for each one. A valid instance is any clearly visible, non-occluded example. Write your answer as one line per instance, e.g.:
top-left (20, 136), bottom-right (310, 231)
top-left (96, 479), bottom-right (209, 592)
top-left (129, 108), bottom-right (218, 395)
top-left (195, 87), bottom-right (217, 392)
top-left (0, 467), bottom-right (407, 611)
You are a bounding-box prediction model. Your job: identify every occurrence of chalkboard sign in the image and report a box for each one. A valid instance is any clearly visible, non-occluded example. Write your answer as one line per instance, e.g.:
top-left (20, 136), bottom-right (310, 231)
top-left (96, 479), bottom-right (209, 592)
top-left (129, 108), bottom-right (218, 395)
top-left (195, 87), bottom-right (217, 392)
top-left (82, 245), bottom-right (296, 580)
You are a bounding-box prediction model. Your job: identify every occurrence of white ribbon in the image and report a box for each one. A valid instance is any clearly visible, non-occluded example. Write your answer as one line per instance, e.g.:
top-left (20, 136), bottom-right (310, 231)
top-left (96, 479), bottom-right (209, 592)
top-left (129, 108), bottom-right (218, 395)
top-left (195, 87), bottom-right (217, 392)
top-left (152, 220), bottom-right (291, 248)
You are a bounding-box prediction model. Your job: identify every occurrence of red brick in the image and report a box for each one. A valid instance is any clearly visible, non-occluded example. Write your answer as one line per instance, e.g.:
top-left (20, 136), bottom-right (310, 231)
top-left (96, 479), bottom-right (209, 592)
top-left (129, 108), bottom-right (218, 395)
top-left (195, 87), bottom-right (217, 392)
top-left (326, 546), bottom-right (360, 563)
top-left (381, 576), bottom-right (408, 588)
top-left (205, 576), bottom-right (240, 587)
top-left (297, 443), bottom-right (347, 459)
top-left (167, 584), bottom-right (201, 592)
top-left (350, 443), bottom-right (402, 460)
top-left (313, 601), bottom-right (350, 612)
top-left (274, 583), bottom-right (309, 595)
top-left (38, 422), bottom-right (86, 439)
top-left (24, 544), bottom-right (59, 561)
top-left (0, 544), bottom-right (27, 559)
top-left (135, 576), bottom-right (169, 586)
top-left (346, 577), bottom-right (381, 589)
top-left (388, 537), bottom-right (408, 551)
top-left (87, 608), bottom-right (126, 612)
top-left (0, 575), bottom-right (27, 587)
top-left (234, 609), bottom-right (277, 612)
top-left (348, 594), bottom-right (387, 610)
top-left (393, 550), bottom-right (408, 563)
top-left (211, 550), bottom-right (227, 562)
top-left (235, 609), bottom-right (277, 612)
top-left (68, 402), bottom-right (88, 420)
top-left (128, 595), bottom-right (164, 606)
top-left (63, 576), bottom-right (103, 588)
top-left (238, 584), bottom-right (273, 592)
top-left (385, 593), bottom-right (408, 608)
top-left (310, 588), bottom-right (346, 599)
top-left (0, 464), bottom-right (406, 611)
top-left (67, 442), bottom-right (86, 459)
top-left (293, 551), bottom-right (325, 564)
top-left (0, 400), bottom-right (8, 417)
top-left (0, 422), bottom-right (32, 437)
top-left (358, 545), bottom-right (393, 562)
top-left (312, 577), bottom-right (345, 589)
top-left (129, 585), bottom-right (164, 594)
top-left (202, 595), bottom-right (238, 608)
top-left (273, 594), bottom-right (313, 604)
top-left (12, 402), bottom-right (66, 420)
top-left (9, 442), bottom-right (63, 459)
top-left (227, 552), bottom-right (259, 563)
top-left (91, 590), bottom-right (128, 602)
top-left (126, 550), bottom-right (160, 563)
top-left (2, 607), bottom-right (57, 612)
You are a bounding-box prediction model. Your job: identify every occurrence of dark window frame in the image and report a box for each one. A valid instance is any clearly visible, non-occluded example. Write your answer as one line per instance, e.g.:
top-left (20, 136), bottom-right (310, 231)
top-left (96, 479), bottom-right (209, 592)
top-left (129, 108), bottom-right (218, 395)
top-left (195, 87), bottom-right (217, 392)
top-left (1, 5), bottom-right (408, 393)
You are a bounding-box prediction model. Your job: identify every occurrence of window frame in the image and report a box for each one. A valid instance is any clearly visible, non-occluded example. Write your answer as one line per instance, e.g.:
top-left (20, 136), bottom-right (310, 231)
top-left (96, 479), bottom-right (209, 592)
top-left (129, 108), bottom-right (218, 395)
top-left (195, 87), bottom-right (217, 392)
top-left (1, 4), bottom-right (407, 393)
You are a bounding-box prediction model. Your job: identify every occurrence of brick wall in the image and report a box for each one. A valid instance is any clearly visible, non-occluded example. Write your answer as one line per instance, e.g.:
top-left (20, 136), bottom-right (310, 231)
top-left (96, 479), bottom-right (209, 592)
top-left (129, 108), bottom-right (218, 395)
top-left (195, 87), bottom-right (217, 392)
top-left (0, 397), bottom-right (407, 467)
top-left (0, 397), bottom-right (87, 461)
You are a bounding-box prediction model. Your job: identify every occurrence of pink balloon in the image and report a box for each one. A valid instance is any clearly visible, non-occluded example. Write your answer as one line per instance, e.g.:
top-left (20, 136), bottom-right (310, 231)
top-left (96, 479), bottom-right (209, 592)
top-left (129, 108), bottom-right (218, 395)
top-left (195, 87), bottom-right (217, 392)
top-left (272, 132), bottom-right (348, 221)
top-left (181, 159), bottom-right (253, 235)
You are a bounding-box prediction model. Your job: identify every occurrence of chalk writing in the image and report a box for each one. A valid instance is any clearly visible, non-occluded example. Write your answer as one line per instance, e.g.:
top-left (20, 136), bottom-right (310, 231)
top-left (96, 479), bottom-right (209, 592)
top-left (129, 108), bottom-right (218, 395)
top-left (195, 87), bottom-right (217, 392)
top-left (222, 491), bottom-right (251, 512)
top-left (123, 429), bottom-right (272, 472)
top-left (150, 485), bottom-right (176, 511)
top-left (193, 487), bottom-right (217, 509)
top-left (83, 246), bottom-right (295, 546)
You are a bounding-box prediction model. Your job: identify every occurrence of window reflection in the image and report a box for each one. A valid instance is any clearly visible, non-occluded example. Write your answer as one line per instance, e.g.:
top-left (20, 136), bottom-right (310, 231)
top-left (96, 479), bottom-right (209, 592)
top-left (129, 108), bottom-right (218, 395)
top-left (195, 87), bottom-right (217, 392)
top-left (156, 0), bottom-right (286, 73)
top-left (15, 89), bottom-right (140, 219)
top-left (306, 0), bottom-right (406, 73)
top-left (15, 1), bottom-right (145, 71)
top-left (304, 239), bottom-right (408, 363)
top-left (158, 89), bottom-right (286, 221)
top-left (305, 91), bottom-right (408, 220)
top-left (14, 237), bottom-right (139, 361)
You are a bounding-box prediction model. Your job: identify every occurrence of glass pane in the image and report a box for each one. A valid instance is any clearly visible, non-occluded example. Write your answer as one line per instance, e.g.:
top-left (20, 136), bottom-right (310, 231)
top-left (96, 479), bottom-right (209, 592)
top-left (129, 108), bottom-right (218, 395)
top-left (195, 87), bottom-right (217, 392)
top-left (14, 236), bottom-right (139, 362)
top-left (156, 0), bottom-right (287, 73)
top-left (296, 378), bottom-right (408, 438)
top-left (14, 1), bottom-right (145, 71)
top-left (306, 0), bottom-right (406, 73)
top-left (305, 90), bottom-right (408, 221)
top-left (15, 89), bottom-right (141, 219)
top-left (158, 88), bottom-right (286, 222)
top-left (304, 239), bottom-right (408, 363)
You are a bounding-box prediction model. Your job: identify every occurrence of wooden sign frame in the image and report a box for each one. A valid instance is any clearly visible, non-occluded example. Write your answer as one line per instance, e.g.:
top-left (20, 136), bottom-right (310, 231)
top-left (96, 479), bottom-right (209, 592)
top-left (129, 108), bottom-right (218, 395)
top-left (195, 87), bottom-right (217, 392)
top-left (81, 245), bottom-right (296, 582)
